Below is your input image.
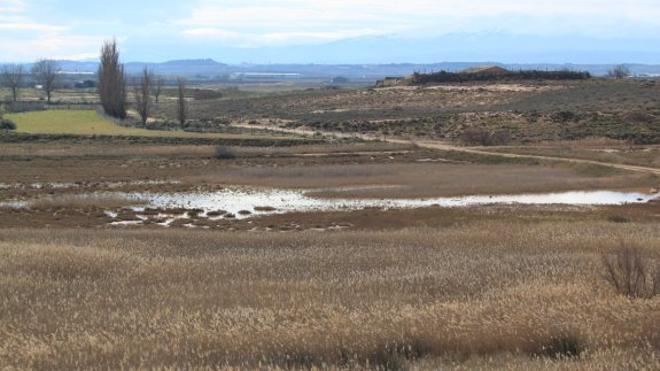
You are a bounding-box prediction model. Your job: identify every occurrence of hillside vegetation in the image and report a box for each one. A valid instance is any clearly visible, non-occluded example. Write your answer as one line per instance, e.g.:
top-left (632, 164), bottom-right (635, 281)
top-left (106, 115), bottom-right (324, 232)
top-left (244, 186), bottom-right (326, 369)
top-left (410, 69), bottom-right (591, 85)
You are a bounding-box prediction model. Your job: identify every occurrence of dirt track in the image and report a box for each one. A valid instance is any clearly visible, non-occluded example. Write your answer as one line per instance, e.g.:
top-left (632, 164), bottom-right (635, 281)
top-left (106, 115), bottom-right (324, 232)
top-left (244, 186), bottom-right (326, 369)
top-left (233, 122), bottom-right (660, 176)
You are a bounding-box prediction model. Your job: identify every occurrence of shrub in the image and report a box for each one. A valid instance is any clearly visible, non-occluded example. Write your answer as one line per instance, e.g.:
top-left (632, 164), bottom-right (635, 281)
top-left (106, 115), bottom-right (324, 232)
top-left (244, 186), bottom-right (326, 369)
top-left (534, 333), bottom-right (584, 359)
top-left (0, 118), bottom-right (16, 131)
top-left (602, 244), bottom-right (660, 299)
top-left (215, 145), bottom-right (236, 160)
top-left (622, 111), bottom-right (655, 124)
top-left (461, 127), bottom-right (511, 146)
top-left (607, 215), bottom-right (631, 224)
top-left (607, 65), bottom-right (631, 79)
top-left (411, 69), bottom-right (590, 85)
top-left (551, 111), bottom-right (579, 123)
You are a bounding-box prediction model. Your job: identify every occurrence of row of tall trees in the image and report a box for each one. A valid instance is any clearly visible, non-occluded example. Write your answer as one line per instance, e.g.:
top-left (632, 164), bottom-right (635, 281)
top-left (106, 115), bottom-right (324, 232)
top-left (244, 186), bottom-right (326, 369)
top-left (0, 65), bottom-right (23, 103)
top-left (0, 60), bottom-right (59, 103)
top-left (1, 40), bottom-right (184, 124)
top-left (98, 39), bottom-right (187, 125)
top-left (0, 42), bottom-right (175, 121)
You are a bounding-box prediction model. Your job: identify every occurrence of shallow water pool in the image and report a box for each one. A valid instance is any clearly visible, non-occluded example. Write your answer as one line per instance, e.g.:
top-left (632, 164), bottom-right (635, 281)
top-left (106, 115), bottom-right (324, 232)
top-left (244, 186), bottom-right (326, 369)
top-left (122, 189), bottom-right (659, 219)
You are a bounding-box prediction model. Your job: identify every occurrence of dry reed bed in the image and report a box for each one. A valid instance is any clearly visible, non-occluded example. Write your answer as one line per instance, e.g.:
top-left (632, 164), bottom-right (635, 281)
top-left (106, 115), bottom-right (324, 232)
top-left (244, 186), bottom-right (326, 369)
top-left (0, 222), bottom-right (658, 369)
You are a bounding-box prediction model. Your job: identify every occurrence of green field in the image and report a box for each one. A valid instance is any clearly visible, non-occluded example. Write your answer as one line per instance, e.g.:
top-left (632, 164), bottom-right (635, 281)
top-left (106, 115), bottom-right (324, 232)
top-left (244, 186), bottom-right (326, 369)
top-left (6, 110), bottom-right (274, 139)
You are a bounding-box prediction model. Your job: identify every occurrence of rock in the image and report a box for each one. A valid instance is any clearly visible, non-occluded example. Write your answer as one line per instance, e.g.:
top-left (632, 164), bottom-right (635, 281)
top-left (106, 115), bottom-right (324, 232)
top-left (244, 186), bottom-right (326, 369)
top-left (254, 206), bottom-right (276, 212)
top-left (142, 208), bottom-right (161, 216)
top-left (187, 208), bottom-right (204, 218)
top-left (206, 210), bottom-right (227, 217)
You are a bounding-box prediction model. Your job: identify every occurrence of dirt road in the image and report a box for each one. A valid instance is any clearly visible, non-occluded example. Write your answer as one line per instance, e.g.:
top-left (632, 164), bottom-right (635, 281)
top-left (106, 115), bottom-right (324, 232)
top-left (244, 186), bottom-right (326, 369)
top-left (233, 122), bottom-right (660, 176)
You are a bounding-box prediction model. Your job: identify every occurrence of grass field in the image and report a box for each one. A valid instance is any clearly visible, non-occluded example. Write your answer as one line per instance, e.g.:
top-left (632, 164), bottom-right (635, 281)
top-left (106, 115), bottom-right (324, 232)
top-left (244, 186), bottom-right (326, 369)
top-left (5, 110), bottom-right (290, 140)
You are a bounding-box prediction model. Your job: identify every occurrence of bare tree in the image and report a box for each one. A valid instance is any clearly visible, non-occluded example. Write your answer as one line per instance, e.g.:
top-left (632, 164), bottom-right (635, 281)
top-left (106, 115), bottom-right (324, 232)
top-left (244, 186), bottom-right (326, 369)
top-left (153, 77), bottom-right (164, 103)
top-left (98, 39), bottom-right (127, 119)
top-left (32, 59), bottom-right (59, 104)
top-left (1, 64), bottom-right (25, 103)
top-left (134, 67), bottom-right (152, 125)
top-left (608, 65), bottom-right (631, 79)
top-left (176, 77), bottom-right (188, 126)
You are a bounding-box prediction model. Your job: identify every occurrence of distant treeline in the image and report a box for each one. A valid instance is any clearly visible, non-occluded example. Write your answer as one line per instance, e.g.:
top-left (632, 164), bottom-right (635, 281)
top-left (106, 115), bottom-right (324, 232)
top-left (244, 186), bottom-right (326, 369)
top-left (411, 70), bottom-right (591, 84)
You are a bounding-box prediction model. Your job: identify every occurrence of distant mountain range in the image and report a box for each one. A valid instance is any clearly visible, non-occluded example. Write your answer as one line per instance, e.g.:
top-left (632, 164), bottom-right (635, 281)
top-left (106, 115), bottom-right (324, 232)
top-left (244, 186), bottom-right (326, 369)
top-left (26, 59), bottom-right (660, 79)
top-left (4, 32), bottom-right (660, 79)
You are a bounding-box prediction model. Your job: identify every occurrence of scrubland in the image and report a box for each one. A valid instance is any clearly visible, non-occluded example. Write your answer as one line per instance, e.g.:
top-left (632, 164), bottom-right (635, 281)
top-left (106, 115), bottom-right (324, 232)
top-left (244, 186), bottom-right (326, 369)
top-left (168, 79), bottom-right (660, 145)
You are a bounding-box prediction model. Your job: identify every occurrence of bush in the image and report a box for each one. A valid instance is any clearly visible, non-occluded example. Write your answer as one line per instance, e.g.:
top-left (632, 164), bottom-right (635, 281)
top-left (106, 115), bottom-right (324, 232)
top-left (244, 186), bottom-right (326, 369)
top-left (607, 215), bottom-right (631, 224)
top-left (215, 146), bottom-right (236, 160)
top-left (551, 111), bottom-right (579, 123)
top-left (533, 333), bottom-right (584, 359)
top-left (608, 65), bottom-right (631, 79)
top-left (411, 69), bottom-right (590, 85)
top-left (461, 127), bottom-right (511, 146)
top-left (602, 244), bottom-right (660, 299)
top-left (0, 119), bottom-right (16, 131)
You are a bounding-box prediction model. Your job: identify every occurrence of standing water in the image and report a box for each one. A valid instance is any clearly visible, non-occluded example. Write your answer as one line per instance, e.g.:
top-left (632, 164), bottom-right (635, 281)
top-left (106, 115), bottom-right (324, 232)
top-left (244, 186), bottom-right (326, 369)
top-left (119, 189), bottom-right (658, 219)
top-left (2, 188), bottom-right (657, 220)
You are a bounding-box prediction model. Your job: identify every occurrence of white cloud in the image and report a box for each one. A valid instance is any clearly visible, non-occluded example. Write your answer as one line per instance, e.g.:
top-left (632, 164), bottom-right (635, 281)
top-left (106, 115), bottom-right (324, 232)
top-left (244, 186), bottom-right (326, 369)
top-left (178, 0), bottom-right (660, 45)
top-left (0, 0), bottom-right (100, 61)
top-left (182, 27), bottom-right (386, 46)
top-left (0, 0), bottom-right (25, 13)
top-left (0, 22), bottom-right (65, 32)
top-left (0, 36), bottom-right (99, 61)
top-left (2, 0), bottom-right (660, 61)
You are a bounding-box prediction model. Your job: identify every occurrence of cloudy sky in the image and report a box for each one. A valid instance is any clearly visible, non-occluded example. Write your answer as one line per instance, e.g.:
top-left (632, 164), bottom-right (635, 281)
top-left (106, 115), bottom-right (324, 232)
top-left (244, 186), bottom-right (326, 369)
top-left (1, 0), bottom-right (660, 63)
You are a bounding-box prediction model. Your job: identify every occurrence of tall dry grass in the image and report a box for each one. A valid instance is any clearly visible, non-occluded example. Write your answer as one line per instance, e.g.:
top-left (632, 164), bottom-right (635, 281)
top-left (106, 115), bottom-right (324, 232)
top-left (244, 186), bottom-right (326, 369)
top-left (0, 222), bottom-right (658, 369)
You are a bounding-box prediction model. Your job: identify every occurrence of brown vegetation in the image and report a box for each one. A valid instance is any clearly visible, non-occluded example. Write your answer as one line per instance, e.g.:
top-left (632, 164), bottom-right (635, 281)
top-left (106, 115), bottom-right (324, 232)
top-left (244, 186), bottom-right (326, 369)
top-left (461, 126), bottom-right (511, 146)
top-left (603, 244), bottom-right (660, 299)
top-left (410, 69), bottom-right (590, 85)
top-left (155, 79), bottom-right (659, 144)
top-left (608, 65), bottom-right (631, 79)
top-left (25, 194), bottom-right (142, 210)
top-left (3, 75), bottom-right (660, 369)
top-left (0, 223), bottom-right (658, 369)
top-left (214, 145), bottom-right (236, 160)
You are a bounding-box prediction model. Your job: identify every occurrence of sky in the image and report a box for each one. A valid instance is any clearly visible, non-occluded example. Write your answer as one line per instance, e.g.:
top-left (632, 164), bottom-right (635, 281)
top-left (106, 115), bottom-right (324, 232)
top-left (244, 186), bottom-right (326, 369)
top-left (1, 0), bottom-right (660, 64)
